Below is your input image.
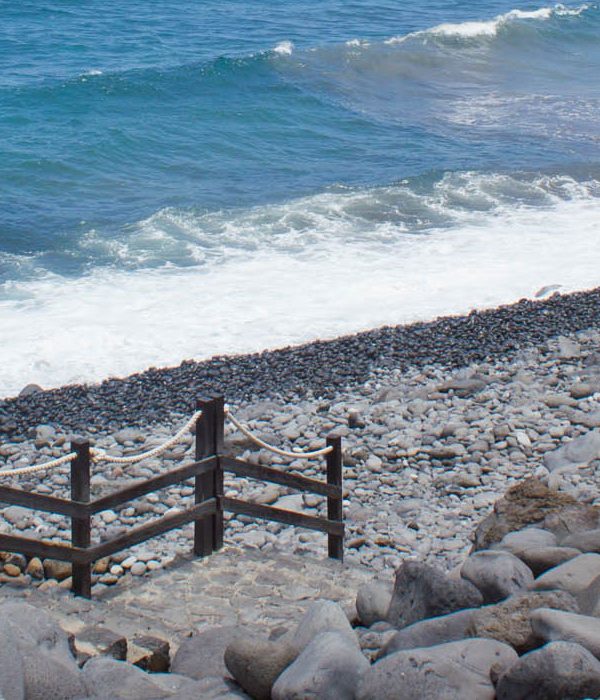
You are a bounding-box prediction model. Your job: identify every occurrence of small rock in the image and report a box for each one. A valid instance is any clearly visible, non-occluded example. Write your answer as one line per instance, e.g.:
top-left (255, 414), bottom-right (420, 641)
top-left (535, 284), bottom-right (562, 298)
top-left (92, 558), bottom-right (110, 575)
top-left (74, 626), bottom-right (127, 664)
top-left (570, 382), bottom-right (598, 399)
top-left (128, 635), bottom-right (170, 673)
top-left (3, 563), bottom-right (21, 577)
top-left (567, 409), bottom-right (600, 429)
top-left (3, 505), bottom-right (31, 526)
top-left (25, 557), bottom-right (44, 580)
top-left (437, 376), bottom-right (488, 397)
top-left (18, 383), bottom-right (43, 397)
top-left (249, 485), bottom-right (280, 506)
top-left (557, 336), bottom-right (581, 359)
top-left (43, 558), bottom-right (72, 581)
top-left (544, 394), bottom-right (578, 408)
top-left (130, 562), bottom-right (147, 576)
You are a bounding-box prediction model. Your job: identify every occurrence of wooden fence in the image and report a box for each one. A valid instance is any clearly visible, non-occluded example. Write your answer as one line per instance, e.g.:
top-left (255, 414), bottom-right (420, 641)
top-left (0, 395), bottom-right (344, 598)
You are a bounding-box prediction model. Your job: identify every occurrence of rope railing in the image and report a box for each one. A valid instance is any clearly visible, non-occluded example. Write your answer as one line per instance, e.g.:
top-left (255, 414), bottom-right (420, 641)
top-left (0, 452), bottom-right (77, 478)
top-left (0, 403), bottom-right (333, 479)
top-left (90, 410), bottom-right (202, 465)
top-left (0, 410), bottom-right (202, 477)
top-left (224, 407), bottom-right (333, 460)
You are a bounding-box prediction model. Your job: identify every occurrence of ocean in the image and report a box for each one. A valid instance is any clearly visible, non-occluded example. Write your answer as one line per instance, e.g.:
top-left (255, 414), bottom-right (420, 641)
top-left (1, 0), bottom-right (599, 397)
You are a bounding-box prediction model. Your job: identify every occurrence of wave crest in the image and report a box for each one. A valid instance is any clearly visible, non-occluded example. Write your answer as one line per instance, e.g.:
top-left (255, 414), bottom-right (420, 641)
top-left (385, 3), bottom-right (592, 43)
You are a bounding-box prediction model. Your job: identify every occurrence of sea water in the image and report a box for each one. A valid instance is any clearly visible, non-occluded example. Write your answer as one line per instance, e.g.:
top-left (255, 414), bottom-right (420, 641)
top-left (1, 1), bottom-right (599, 396)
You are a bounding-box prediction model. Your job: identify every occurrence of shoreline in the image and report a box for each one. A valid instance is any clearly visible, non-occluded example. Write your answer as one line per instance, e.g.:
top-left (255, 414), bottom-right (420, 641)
top-left (2, 286), bottom-right (600, 437)
top-left (0, 296), bottom-right (599, 587)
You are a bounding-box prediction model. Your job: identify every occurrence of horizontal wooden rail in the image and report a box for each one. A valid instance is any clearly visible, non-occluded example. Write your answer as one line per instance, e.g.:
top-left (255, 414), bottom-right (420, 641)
top-left (221, 456), bottom-right (341, 499)
top-left (89, 457), bottom-right (216, 514)
top-left (0, 532), bottom-right (87, 564)
top-left (222, 497), bottom-right (344, 536)
top-left (0, 485), bottom-right (83, 518)
top-left (86, 498), bottom-right (217, 562)
top-left (0, 395), bottom-right (344, 597)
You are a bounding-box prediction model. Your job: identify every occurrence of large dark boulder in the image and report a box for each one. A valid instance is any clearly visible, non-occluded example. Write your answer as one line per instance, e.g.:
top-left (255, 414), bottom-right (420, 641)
top-left (272, 631), bottom-right (369, 700)
top-left (357, 638), bottom-right (517, 700)
top-left (495, 641), bottom-right (600, 700)
top-left (467, 590), bottom-right (579, 654)
top-left (460, 550), bottom-right (533, 603)
top-left (387, 561), bottom-right (483, 629)
top-left (471, 478), bottom-right (600, 551)
top-left (378, 608), bottom-right (475, 658)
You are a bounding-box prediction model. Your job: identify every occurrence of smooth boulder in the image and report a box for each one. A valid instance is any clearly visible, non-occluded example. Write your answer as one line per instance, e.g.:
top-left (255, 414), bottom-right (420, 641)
top-left (467, 590), bottom-right (579, 653)
top-left (387, 560), bottom-right (482, 628)
top-left (272, 631), bottom-right (369, 700)
top-left (460, 550), bottom-right (533, 603)
top-left (1, 602), bottom-right (85, 700)
top-left (291, 600), bottom-right (357, 653)
top-left (82, 657), bottom-right (173, 700)
top-left (518, 546), bottom-right (581, 577)
top-left (357, 638), bottom-right (517, 700)
top-left (171, 626), bottom-right (238, 681)
top-left (0, 626), bottom-right (25, 700)
top-left (224, 634), bottom-right (296, 700)
top-left (378, 608), bottom-right (475, 658)
top-left (543, 430), bottom-right (600, 472)
top-left (496, 641), bottom-right (600, 700)
top-left (562, 528), bottom-right (600, 553)
top-left (532, 553), bottom-right (600, 599)
top-left (531, 608), bottom-right (600, 659)
top-left (493, 528), bottom-right (557, 557)
top-left (356, 582), bottom-right (392, 627)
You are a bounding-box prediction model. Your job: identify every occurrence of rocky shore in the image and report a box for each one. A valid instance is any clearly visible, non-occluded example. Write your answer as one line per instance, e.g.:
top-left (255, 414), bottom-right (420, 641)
top-left (1, 289), bottom-right (600, 587)
top-left (2, 286), bottom-right (600, 435)
top-left (1, 287), bottom-right (600, 697)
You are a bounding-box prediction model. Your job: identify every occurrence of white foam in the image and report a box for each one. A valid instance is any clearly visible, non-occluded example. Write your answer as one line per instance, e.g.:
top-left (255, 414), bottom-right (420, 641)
top-left (385, 3), bottom-right (589, 43)
top-left (273, 41), bottom-right (294, 56)
top-left (1, 175), bottom-right (599, 397)
top-left (345, 39), bottom-right (370, 48)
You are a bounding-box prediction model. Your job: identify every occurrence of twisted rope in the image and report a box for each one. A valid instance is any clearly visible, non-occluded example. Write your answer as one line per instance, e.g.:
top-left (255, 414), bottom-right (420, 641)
top-left (90, 410), bottom-right (202, 465)
top-left (225, 408), bottom-right (333, 459)
top-left (0, 452), bottom-right (77, 478)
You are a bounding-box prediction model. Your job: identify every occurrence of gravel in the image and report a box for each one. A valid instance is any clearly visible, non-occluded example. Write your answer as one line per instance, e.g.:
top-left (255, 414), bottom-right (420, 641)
top-left (1, 287), bottom-right (600, 592)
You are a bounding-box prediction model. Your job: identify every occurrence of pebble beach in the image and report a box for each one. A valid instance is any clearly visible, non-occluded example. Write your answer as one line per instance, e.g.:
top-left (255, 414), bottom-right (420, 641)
top-left (1, 287), bottom-right (600, 589)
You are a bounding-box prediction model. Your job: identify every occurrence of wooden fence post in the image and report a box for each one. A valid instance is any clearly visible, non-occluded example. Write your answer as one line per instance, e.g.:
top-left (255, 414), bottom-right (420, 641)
top-left (71, 439), bottom-right (91, 598)
top-left (194, 397), bottom-right (217, 557)
top-left (326, 435), bottom-right (343, 561)
top-left (213, 395), bottom-right (225, 552)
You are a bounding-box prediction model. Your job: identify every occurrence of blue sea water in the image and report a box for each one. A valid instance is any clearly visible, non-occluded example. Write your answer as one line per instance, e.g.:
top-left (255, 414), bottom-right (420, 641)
top-left (1, 0), bottom-right (599, 395)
